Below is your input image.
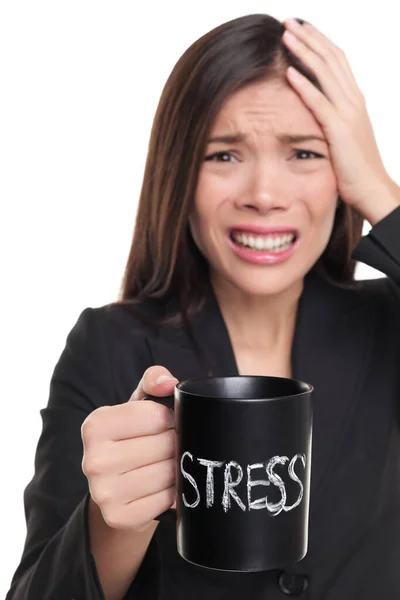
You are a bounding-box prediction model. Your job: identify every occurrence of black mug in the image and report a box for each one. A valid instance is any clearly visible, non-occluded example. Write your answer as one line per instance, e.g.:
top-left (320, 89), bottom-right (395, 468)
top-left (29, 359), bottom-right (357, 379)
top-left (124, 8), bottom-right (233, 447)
top-left (144, 375), bottom-right (313, 572)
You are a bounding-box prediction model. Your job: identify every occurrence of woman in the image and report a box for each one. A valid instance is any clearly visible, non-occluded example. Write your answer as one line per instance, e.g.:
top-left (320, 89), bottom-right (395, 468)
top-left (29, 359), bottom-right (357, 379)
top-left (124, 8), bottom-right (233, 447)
top-left (6, 13), bottom-right (400, 600)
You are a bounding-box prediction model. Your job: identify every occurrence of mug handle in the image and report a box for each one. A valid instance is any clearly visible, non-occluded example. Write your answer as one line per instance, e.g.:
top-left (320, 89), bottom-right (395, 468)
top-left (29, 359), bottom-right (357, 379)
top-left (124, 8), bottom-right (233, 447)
top-left (142, 394), bottom-right (177, 522)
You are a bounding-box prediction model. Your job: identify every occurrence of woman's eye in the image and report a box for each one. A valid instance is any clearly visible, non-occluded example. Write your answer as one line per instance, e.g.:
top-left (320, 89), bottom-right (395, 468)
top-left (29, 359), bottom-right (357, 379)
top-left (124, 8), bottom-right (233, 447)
top-left (204, 151), bottom-right (236, 162)
top-left (294, 150), bottom-right (324, 160)
top-left (204, 150), bottom-right (324, 163)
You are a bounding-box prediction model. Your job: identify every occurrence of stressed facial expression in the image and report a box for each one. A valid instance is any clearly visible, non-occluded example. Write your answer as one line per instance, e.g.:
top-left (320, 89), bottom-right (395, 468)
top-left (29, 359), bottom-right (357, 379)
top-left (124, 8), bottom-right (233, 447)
top-left (189, 78), bottom-right (339, 297)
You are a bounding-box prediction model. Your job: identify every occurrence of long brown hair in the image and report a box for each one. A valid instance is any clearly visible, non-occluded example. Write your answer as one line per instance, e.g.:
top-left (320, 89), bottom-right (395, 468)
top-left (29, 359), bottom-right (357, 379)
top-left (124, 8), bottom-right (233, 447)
top-left (114, 14), bottom-right (364, 327)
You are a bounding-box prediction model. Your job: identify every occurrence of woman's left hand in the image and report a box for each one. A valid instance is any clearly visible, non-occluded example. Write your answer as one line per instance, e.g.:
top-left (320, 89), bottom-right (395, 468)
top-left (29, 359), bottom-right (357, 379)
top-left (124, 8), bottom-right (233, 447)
top-left (282, 18), bottom-right (400, 226)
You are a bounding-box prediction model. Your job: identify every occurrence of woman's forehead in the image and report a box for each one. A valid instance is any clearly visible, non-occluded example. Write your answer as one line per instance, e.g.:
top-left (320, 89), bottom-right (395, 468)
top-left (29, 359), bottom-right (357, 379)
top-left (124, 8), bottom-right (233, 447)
top-left (210, 81), bottom-right (324, 140)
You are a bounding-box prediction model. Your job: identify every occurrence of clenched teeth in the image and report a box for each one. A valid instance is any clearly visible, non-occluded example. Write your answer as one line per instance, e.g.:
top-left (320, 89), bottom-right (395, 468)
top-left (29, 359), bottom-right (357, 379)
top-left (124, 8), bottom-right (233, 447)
top-left (231, 231), bottom-right (296, 251)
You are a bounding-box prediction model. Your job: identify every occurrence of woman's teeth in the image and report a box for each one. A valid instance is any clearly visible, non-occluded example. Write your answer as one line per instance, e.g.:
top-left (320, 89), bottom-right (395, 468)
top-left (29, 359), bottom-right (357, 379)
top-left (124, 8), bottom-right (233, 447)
top-left (231, 231), bottom-right (296, 252)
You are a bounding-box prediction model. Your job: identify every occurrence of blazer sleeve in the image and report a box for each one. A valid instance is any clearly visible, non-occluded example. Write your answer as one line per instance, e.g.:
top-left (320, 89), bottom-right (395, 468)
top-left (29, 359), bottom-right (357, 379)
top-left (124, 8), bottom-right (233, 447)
top-left (6, 307), bottom-right (116, 600)
top-left (351, 205), bottom-right (400, 287)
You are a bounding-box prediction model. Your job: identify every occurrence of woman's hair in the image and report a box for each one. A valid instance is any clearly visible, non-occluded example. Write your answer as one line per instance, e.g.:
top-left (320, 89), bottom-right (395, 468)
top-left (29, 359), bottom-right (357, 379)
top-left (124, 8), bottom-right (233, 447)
top-left (114, 13), bottom-right (364, 327)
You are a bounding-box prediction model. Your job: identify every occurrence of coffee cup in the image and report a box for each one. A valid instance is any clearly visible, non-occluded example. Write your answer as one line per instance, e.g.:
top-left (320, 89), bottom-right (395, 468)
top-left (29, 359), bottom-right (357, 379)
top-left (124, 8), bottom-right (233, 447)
top-left (144, 375), bottom-right (313, 572)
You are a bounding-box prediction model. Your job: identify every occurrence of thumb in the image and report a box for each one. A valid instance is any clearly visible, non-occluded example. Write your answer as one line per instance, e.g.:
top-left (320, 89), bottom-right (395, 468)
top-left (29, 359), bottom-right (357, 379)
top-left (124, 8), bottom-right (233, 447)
top-left (129, 366), bottom-right (178, 402)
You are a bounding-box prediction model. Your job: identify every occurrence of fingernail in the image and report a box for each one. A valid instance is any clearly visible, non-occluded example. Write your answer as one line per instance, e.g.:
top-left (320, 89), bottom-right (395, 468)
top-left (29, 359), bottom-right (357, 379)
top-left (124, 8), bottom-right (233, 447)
top-left (155, 374), bottom-right (176, 385)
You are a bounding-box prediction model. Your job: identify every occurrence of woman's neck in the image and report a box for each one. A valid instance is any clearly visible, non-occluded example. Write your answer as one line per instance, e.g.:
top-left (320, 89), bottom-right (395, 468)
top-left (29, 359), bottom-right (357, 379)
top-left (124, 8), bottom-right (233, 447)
top-left (210, 272), bottom-right (304, 354)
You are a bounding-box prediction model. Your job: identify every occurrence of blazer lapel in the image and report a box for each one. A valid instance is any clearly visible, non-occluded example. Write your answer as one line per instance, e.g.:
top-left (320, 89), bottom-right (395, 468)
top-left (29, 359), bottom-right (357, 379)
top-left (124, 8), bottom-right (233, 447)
top-left (146, 280), bottom-right (239, 380)
top-left (147, 270), bottom-right (377, 517)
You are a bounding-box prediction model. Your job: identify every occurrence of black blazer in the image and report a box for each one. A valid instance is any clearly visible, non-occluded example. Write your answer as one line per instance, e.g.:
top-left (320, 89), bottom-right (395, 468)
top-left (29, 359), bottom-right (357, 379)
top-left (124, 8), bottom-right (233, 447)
top-left (7, 206), bottom-right (400, 600)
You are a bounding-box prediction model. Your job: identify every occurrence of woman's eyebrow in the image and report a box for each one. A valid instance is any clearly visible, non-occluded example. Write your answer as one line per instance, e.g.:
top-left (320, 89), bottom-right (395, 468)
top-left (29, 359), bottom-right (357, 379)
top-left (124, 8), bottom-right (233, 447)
top-left (207, 132), bottom-right (327, 144)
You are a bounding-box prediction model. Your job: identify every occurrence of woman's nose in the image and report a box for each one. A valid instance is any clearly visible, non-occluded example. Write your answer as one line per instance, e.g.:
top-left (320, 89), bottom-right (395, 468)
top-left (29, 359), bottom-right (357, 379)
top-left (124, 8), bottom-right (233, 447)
top-left (234, 167), bottom-right (292, 214)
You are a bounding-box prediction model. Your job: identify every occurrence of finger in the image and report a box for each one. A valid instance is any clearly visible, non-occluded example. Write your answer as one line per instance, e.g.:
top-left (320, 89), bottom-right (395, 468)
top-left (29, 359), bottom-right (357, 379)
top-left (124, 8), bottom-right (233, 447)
top-left (285, 67), bottom-right (338, 135)
top-left (129, 366), bottom-right (178, 402)
top-left (82, 400), bottom-right (175, 444)
top-left (128, 485), bottom-right (176, 529)
top-left (285, 20), bottom-right (342, 63)
top-left (298, 22), bottom-right (361, 91)
top-left (90, 458), bottom-right (176, 507)
top-left (125, 457), bottom-right (176, 502)
top-left (100, 486), bottom-right (176, 530)
top-left (283, 20), bottom-right (362, 104)
top-left (83, 428), bottom-right (176, 474)
top-left (283, 29), bottom-right (355, 110)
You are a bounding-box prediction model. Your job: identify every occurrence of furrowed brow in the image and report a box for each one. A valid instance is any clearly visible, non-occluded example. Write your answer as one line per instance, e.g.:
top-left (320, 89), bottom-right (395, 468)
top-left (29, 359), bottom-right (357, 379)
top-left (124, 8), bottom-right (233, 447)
top-left (207, 133), bottom-right (246, 144)
top-left (277, 133), bottom-right (327, 144)
top-left (207, 132), bottom-right (327, 145)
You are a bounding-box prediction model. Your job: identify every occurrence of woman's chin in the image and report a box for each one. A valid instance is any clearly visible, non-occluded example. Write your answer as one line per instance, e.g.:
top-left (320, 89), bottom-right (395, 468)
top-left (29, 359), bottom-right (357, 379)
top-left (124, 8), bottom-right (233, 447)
top-left (225, 272), bottom-right (303, 298)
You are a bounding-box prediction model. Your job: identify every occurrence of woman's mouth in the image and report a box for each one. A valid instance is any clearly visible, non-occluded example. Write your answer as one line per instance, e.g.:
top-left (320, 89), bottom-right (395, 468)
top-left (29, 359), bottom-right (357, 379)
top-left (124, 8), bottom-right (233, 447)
top-left (228, 228), bottom-right (299, 265)
top-left (230, 231), bottom-right (297, 252)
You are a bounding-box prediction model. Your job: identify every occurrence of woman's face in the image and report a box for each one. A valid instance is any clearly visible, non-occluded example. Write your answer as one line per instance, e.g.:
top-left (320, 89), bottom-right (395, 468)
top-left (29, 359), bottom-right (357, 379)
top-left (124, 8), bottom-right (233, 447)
top-left (189, 78), bottom-right (339, 297)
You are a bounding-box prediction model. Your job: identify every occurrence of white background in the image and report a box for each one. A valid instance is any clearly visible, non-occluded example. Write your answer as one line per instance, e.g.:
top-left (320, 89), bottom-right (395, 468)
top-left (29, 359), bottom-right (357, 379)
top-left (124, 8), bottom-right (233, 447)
top-left (1, 1), bottom-right (398, 595)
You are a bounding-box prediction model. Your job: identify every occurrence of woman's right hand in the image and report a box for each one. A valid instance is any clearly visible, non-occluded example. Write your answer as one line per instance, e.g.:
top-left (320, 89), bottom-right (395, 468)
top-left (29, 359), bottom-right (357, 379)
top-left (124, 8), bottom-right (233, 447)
top-left (81, 366), bottom-right (178, 532)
